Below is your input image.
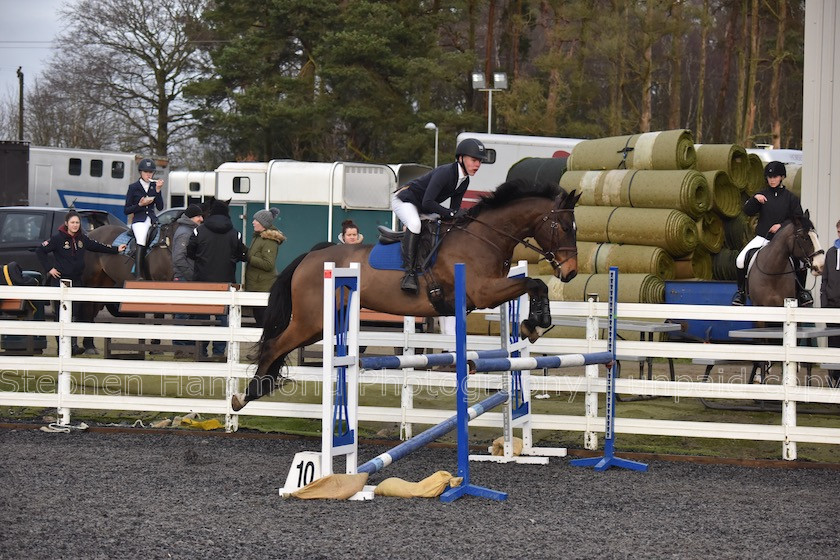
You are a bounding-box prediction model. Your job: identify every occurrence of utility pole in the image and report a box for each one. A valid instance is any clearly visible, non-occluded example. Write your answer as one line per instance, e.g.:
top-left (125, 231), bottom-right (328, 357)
top-left (16, 67), bottom-right (23, 141)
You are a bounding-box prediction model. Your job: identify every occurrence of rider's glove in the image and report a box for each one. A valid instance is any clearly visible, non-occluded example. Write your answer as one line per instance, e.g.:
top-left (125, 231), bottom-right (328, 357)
top-left (450, 208), bottom-right (469, 220)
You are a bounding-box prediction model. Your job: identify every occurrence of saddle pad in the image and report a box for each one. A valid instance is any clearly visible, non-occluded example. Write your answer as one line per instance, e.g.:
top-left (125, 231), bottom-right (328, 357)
top-left (112, 229), bottom-right (162, 248)
top-left (369, 242), bottom-right (405, 271)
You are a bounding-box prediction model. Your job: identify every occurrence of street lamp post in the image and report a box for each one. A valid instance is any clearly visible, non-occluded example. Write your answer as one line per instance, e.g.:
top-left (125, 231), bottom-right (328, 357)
top-left (471, 71), bottom-right (509, 134)
top-left (424, 122), bottom-right (438, 168)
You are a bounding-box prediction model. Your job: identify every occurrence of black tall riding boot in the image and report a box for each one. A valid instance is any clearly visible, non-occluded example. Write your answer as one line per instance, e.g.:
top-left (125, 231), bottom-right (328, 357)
top-left (135, 245), bottom-right (147, 280)
top-left (400, 232), bottom-right (421, 294)
top-left (731, 267), bottom-right (747, 305)
top-left (796, 267), bottom-right (813, 307)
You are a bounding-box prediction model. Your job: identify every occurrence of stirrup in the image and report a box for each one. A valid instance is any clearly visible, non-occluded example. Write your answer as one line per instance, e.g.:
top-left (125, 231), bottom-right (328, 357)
top-left (400, 272), bottom-right (418, 294)
top-left (797, 291), bottom-right (814, 307)
top-left (731, 291), bottom-right (746, 306)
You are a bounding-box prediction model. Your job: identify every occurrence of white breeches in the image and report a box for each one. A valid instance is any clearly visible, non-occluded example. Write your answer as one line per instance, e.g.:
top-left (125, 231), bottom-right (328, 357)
top-left (131, 218), bottom-right (152, 246)
top-left (736, 235), bottom-right (769, 268)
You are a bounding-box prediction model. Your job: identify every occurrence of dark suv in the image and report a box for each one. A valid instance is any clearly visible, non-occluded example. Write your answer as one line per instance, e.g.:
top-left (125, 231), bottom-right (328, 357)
top-left (0, 207), bottom-right (127, 276)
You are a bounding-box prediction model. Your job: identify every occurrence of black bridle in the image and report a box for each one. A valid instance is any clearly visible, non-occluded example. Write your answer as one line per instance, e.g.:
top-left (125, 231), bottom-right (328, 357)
top-left (455, 206), bottom-right (578, 273)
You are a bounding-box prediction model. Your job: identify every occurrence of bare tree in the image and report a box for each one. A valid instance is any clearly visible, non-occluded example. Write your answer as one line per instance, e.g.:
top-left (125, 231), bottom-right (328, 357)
top-left (768, 0), bottom-right (787, 148)
top-left (52, 0), bottom-right (208, 158)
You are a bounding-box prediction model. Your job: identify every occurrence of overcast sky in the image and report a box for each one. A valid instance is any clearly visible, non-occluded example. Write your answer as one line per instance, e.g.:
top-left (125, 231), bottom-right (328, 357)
top-left (0, 0), bottom-right (67, 99)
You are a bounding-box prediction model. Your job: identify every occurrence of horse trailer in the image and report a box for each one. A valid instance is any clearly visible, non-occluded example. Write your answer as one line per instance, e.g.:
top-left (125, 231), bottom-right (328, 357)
top-left (0, 141), bottom-right (168, 222)
top-left (455, 132), bottom-right (583, 205)
top-left (216, 160), bottom-right (430, 270)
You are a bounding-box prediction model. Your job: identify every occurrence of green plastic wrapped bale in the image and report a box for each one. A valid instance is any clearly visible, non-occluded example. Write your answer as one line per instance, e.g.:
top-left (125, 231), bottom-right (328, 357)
top-left (702, 170), bottom-right (741, 218)
top-left (723, 213), bottom-right (753, 250)
top-left (712, 248), bottom-right (739, 281)
top-left (745, 153), bottom-right (766, 196)
top-left (696, 212), bottom-right (724, 253)
top-left (544, 273), bottom-right (665, 303)
top-left (694, 144), bottom-right (750, 190)
top-left (575, 206), bottom-right (698, 257)
top-left (675, 248), bottom-right (712, 280)
top-left (545, 241), bottom-right (675, 279)
top-left (567, 129), bottom-right (696, 171)
top-left (506, 157), bottom-right (568, 187)
top-left (560, 169), bottom-right (710, 219)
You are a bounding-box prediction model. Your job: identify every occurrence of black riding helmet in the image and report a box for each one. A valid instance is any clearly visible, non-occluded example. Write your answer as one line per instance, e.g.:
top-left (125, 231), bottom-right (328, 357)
top-left (764, 160), bottom-right (787, 178)
top-left (138, 158), bottom-right (156, 172)
top-left (455, 138), bottom-right (488, 163)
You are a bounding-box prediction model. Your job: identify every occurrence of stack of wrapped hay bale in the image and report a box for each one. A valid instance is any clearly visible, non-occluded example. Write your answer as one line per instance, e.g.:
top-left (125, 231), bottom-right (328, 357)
top-left (508, 129), bottom-right (769, 304)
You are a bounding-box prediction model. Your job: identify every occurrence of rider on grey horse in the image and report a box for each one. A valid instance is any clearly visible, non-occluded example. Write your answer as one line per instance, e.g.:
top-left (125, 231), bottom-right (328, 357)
top-left (731, 160), bottom-right (813, 307)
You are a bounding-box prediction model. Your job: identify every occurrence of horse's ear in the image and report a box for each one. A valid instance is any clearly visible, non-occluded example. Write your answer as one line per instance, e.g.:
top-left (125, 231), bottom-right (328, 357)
top-left (556, 189), bottom-right (579, 210)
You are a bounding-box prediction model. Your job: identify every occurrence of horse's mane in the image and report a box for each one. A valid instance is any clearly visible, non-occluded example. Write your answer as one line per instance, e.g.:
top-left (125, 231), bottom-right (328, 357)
top-left (468, 179), bottom-right (564, 217)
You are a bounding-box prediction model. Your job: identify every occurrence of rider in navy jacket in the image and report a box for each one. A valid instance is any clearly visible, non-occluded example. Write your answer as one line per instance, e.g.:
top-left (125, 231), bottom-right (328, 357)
top-left (124, 158), bottom-right (164, 279)
top-left (391, 138), bottom-right (487, 293)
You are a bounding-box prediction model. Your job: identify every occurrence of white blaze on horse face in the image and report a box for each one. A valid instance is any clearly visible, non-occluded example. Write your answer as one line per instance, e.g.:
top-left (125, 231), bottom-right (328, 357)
top-left (809, 230), bottom-right (825, 274)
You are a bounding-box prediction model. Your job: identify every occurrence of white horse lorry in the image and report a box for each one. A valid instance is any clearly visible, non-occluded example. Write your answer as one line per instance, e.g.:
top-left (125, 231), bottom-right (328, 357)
top-left (214, 160), bottom-right (431, 270)
top-left (0, 141), bottom-right (168, 222)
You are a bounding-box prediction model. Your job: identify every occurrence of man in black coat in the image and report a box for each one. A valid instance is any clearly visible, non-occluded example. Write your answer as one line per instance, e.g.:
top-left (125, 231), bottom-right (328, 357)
top-left (186, 200), bottom-right (247, 357)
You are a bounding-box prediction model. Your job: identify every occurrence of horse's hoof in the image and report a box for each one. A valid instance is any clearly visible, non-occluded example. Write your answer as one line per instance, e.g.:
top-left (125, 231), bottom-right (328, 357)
top-left (231, 393), bottom-right (246, 411)
top-left (83, 348), bottom-right (99, 356)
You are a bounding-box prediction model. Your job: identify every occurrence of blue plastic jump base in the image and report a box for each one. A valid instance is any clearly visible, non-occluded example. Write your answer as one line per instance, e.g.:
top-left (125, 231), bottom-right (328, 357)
top-left (569, 266), bottom-right (648, 472)
top-left (439, 263), bottom-right (508, 503)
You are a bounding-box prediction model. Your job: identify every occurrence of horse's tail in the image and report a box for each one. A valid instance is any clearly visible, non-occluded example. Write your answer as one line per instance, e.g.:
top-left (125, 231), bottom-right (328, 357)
top-left (258, 242), bottom-right (335, 360)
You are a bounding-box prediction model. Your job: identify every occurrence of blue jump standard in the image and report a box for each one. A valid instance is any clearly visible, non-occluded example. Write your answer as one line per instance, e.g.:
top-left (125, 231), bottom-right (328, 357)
top-left (356, 390), bottom-right (510, 475)
top-left (569, 266), bottom-right (648, 472)
top-left (440, 263), bottom-right (508, 503)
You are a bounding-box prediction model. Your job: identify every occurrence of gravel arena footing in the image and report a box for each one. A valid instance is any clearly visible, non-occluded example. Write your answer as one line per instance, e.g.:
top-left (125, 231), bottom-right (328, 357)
top-left (1, 427), bottom-right (839, 560)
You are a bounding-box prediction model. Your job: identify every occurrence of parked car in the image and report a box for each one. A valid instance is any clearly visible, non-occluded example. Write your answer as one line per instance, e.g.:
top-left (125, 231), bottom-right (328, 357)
top-left (156, 207), bottom-right (186, 226)
top-left (0, 206), bottom-right (127, 276)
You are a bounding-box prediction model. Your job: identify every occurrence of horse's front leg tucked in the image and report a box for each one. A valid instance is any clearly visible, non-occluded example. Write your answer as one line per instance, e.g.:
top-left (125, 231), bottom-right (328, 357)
top-left (520, 278), bottom-right (552, 343)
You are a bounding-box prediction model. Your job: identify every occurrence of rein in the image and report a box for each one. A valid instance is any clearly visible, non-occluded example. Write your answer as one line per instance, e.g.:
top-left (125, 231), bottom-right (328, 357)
top-left (754, 227), bottom-right (823, 277)
top-left (457, 207), bottom-right (577, 272)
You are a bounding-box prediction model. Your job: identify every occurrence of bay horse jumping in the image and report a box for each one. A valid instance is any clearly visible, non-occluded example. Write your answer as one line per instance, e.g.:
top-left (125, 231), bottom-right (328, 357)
top-left (77, 222), bottom-right (176, 352)
top-left (747, 212), bottom-right (825, 307)
top-left (232, 180), bottom-right (581, 410)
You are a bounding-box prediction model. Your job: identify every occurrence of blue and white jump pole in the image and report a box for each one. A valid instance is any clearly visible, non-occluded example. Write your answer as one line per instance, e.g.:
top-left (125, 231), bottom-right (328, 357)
top-left (569, 266), bottom-right (648, 472)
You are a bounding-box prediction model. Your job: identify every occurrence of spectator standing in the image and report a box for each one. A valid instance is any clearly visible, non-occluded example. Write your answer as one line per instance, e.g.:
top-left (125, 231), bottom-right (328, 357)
top-left (244, 207), bottom-right (285, 327)
top-left (124, 158), bottom-right (164, 280)
top-left (35, 210), bottom-right (126, 355)
top-left (171, 204), bottom-right (204, 357)
top-left (187, 200), bottom-right (247, 357)
top-left (821, 218), bottom-right (840, 387)
top-left (338, 219), bottom-right (363, 244)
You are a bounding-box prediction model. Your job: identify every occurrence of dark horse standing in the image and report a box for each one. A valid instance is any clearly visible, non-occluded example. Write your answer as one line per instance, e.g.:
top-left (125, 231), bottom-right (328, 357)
top-left (747, 212), bottom-right (825, 307)
top-left (76, 223), bottom-right (175, 352)
top-left (233, 180), bottom-right (581, 410)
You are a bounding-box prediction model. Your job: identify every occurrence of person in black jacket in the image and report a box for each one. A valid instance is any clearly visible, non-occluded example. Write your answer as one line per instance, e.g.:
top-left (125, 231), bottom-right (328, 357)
top-left (391, 138), bottom-right (487, 293)
top-left (124, 158), bottom-right (164, 280)
top-left (821, 219), bottom-right (840, 386)
top-left (731, 161), bottom-right (812, 307)
top-left (186, 199), bottom-right (247, 357)
top-left (35, 210), bottom-right (126, 354)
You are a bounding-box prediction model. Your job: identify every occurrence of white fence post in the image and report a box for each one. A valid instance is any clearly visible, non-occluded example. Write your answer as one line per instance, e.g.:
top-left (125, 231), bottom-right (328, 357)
top-left (782, 298), bottom-right (798, 460)
top-left (56, 279), bottom-right (72, 426)
top-left (584, 294), bottom-right (600, 450)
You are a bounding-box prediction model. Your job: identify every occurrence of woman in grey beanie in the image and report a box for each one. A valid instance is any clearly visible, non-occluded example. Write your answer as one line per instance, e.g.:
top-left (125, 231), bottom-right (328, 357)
top-left (245, 207), bottom-right (286, 327)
